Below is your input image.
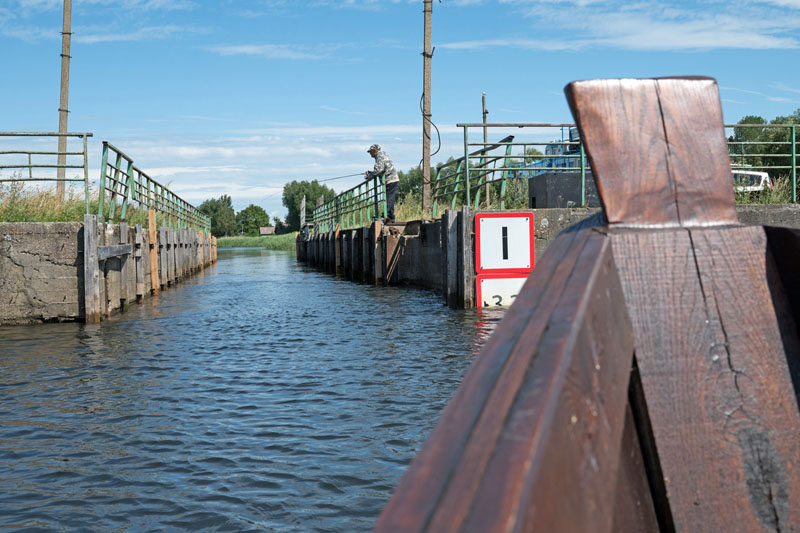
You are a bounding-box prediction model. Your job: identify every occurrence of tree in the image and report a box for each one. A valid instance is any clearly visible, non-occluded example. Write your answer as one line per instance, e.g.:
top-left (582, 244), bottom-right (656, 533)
top-left (272, 215), bottom-right (286, 234)
top-left (398, 166), bottom-right (424, 197)
top-left (282, 180), bottom-right (335, 231)
top-left (199, 195), bottom-right (237, 237)
top-left (236, 204), bottom-right (270, 236)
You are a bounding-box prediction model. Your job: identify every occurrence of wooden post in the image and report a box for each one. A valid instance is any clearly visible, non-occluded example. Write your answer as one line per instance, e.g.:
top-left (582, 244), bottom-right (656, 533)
top-left (135, 224), bottom-right (144, 300)
top-left (159, 227), bottom-right (167, 290)
top-left (199, 231), bottom-right (204, 271)
top-left (334, 224), bottom-right (342, 277)
top-left (83, 214), bottom-right (101, 323)
top-left (461, 205), bottom-right (474, 309)
top-left (148, 210), bottom-right (159, 295)
top-left (104, 223), bottom-right (117, 317)
top-left (444, 210), bottom-right (458, 308)
top-left (361, 227), bottom-right (369, 283)
top-left (372, 220), bottom-right (383, 285)
top-left (350, 229), bottom-right (358, 281)
top-left (119, 222), bottom-right (129, 310)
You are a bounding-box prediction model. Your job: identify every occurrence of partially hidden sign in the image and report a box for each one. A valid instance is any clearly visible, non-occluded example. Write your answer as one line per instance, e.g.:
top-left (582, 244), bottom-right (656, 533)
top-left (475, 212), bottom-right (535, 307)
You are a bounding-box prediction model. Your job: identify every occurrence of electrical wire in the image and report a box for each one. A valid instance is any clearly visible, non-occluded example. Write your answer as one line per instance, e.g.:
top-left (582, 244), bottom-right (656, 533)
top-left (419, 91), bottom-right (441, 184)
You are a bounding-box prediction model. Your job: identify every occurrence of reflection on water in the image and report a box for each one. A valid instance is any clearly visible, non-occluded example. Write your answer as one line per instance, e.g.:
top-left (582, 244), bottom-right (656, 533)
top-left (0, 248), bottom-right (505, 531)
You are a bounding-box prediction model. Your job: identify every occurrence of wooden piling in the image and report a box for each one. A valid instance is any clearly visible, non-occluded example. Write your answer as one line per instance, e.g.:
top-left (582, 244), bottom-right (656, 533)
top-left (83, 214), bottom-right (101, 323)
top-left (135, 224), bottom-right (144, 300)
top-left (444, 210), bottom-right (458, 309)
top-left (148, 210), bottom-right (159, 295)
top-left (372, 220), bottom-right (383, 285)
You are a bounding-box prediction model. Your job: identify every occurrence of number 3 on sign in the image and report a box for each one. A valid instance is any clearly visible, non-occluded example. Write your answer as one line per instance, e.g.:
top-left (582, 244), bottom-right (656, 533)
top-left (477, 275), bottom-right (527, 308)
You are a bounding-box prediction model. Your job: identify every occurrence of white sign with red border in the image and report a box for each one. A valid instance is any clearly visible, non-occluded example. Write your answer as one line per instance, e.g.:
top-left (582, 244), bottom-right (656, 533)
top-left (475, 212), bottom-right (535, 274)
top-left (476, 273), bottom-right (528, 308)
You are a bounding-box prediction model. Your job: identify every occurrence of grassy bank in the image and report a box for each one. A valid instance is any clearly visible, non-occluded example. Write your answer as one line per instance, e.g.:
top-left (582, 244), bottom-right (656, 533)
top-left (217, 233), bottom-right (296, 251)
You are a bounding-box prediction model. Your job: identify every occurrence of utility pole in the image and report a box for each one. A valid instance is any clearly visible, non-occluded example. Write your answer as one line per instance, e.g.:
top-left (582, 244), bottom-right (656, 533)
top-left (56, 0), bottom-right (72, 199)
top-left (421, 0), bottom-right (433, 213)
top-left (482, 92), bottom-right (489, 208)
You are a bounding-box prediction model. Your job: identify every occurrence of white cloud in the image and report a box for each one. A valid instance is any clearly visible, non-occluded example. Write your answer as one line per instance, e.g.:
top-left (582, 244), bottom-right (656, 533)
top-left (439, 1), bottom-right (800, 51)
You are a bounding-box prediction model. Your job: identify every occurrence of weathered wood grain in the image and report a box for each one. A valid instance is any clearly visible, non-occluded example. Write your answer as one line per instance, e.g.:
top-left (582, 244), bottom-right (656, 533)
top-left (565, 77), bottom-right (737, 227)
top-left (655, 78), bottom-right (737, 225)
top-left (83, 214), bottom-right (101, 323)
top-left (611, 227), bottom-right (800, 531)
top-left (377, 224), bottom-right (635, 532)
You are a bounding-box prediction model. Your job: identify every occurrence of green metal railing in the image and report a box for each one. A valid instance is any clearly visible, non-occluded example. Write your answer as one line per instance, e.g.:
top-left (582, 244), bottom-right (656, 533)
top-left (310, 175), bottom-right (386, 233)
top-left (0, 132), bottom-right (92, 213)
top-left (432, 123), bottom-right (800, 212)
top-left (98, 142), bottom-right (210, 232)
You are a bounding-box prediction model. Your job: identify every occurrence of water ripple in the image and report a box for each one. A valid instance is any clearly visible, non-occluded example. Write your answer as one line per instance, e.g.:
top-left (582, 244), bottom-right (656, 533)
top-left (0, 248), bottom-right (506, 531)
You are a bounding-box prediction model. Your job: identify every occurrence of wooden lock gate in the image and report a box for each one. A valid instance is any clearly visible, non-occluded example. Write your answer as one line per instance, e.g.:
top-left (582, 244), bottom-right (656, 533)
top-left (376, 77), bottom-right (800, 532)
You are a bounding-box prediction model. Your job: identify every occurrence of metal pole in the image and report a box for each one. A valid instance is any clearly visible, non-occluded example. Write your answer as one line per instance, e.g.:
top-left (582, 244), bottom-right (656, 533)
top-left (792, 126), bottom-right (797, 203)
top-left (464, 126), bottom-right (471, 208)
top-left (580, 143), bottom-right (586, 207)
top-left (56, 0), bottom-right (72, 200)
top-left (482, 92), bottom-right (490, 208)
top-left (421, 0), bottom-right (432, 213)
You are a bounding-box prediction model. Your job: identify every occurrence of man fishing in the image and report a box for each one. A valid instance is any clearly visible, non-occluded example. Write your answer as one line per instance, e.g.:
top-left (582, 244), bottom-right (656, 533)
top-left (365, 144), bottom-right (399, 223)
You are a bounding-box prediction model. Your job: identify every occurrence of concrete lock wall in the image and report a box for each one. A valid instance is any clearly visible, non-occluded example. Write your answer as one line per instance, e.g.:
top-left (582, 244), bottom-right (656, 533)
top-left (296, 204), bottom-right (800, 309)
top-left (0, 217), bottom-right (217, 325)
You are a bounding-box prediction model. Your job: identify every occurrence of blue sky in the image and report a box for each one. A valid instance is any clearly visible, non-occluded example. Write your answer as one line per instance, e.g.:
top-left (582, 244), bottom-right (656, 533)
top-left (2, 0), bottom-right (800, 217)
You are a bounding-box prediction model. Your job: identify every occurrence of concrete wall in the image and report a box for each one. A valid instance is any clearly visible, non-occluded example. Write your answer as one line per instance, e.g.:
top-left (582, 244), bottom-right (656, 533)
top-left (0, 222), bottom-right (84, 324)
top-left (295, 204), bottom-right (800, 309)
top-left (0, 221), bottom-right (217, 325)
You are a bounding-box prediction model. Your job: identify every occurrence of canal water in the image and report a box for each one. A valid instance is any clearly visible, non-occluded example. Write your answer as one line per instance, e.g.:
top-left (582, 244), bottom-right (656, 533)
top-left (0, 248), bottom-right (505, 531)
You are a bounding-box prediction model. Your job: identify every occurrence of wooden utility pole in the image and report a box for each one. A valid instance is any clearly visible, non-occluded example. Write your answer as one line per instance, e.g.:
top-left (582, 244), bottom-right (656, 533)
top-left (56, 0), bottom-right (72, 199)
top-left (421, 0), bottom-right (433, 213)
top-left (482, 92), bottom-right (489, 208)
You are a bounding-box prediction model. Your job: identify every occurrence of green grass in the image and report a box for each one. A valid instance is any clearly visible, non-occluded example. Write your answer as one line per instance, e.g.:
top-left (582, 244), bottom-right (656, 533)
top-left (217, 233), bottom-right (297, 251)
top-left (0, 182), bottom-right (149, 225)
top-left (734, 176), bottom-right (794, 204)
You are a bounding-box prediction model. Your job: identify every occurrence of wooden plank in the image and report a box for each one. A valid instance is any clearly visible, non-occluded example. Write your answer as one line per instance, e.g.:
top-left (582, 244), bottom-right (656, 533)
top-left (148, 210), bottom-right (159, 295)
top-left (83, 214), bottom-right (101, 323)
top-left (98, 244), bottom-right (131, 260)
top-left (610, 227), bottom-right (800, 531)
top-left (377, 225), bottom-right (623, 531)
top-left (445, 210), bottom-right (458, 308)
top-left (135, 224), bottom-right (144, 299)
top-left (430, 232), bottom-right (633, 532)
top-left (565, 77), bottom-right (738, 227)
top-left (654, 77), bottom-right (738, 225)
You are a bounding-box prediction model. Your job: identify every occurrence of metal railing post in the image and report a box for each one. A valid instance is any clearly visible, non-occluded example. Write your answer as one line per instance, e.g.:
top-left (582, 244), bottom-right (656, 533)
top-left (83, 134), bottom-right (90, 214)
top-left (792, 125), bottom-right (797, 203)
top-left (580, 143), bottom-right (586, 207)
top-left (464, 126), bottom-right (471, 208)
top-left (98, 142), bottom-right (109, 221)
top-left (120, 158), bottom-right (133, 221)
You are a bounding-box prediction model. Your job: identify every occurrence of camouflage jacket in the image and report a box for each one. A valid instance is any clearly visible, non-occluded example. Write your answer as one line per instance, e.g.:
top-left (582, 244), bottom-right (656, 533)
top-left (367, 150), bottom-right (399, 184)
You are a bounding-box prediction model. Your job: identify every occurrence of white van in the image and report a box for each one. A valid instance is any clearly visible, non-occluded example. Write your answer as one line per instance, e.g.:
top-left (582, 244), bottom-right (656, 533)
top-left (732, 170), bottom-right (772, 193)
